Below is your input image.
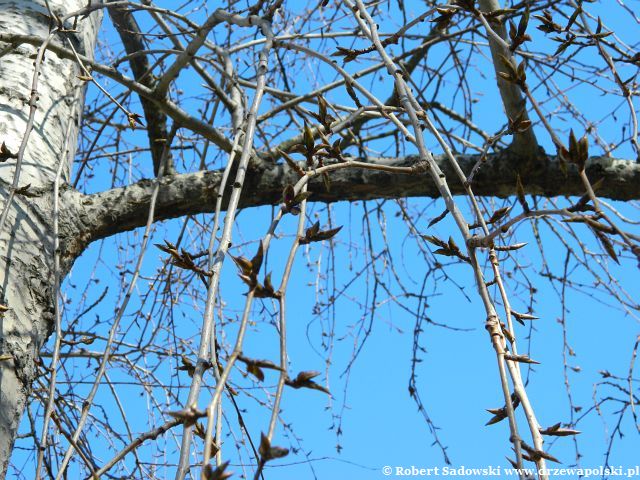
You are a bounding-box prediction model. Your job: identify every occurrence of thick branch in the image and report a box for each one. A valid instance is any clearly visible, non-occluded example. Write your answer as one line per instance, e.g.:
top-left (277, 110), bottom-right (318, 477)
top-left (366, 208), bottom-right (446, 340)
top-left (478, 0), bottom-right (538, 155)
top-left (108, 3), bottom-right (173, 175)
top-left (73, 152), bottom-right (640, 244)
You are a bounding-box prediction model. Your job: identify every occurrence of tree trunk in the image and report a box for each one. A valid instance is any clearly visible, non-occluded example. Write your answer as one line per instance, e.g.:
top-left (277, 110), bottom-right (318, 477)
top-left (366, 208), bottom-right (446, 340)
top-left (0, 1), bottom-right (100, 476)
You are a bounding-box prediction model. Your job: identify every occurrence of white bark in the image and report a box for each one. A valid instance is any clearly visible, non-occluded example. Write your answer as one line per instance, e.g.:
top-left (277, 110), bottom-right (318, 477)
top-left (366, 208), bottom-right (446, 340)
top-left (0, 1), bottom-right (100, 477)
top-left (0, 192), bottom-right (54, 477)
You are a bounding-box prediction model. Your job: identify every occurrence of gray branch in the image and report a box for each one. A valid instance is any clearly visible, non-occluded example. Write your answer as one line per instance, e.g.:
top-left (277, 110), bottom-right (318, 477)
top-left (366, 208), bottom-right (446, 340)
top-left (72, 151), bottom-right (640, 245)
top-left (108, 2), bottom-right (174, 176)
top-left (478, 0), bottom-right (538, 155)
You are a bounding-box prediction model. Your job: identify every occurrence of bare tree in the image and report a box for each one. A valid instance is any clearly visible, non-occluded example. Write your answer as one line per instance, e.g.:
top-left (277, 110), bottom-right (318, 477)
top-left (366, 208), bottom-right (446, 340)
top-left (0, 0), bottom-right (638, 479)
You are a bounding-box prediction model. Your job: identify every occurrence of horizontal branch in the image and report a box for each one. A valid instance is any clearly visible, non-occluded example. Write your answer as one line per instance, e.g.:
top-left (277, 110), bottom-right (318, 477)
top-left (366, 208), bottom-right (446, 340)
top-left (72, 151), bottom-right (640, 244)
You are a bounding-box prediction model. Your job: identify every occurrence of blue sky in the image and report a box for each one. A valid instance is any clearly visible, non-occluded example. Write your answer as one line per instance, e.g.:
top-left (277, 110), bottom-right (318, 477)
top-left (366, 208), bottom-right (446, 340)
top-left (9, 0), bottom-right (640, 479)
